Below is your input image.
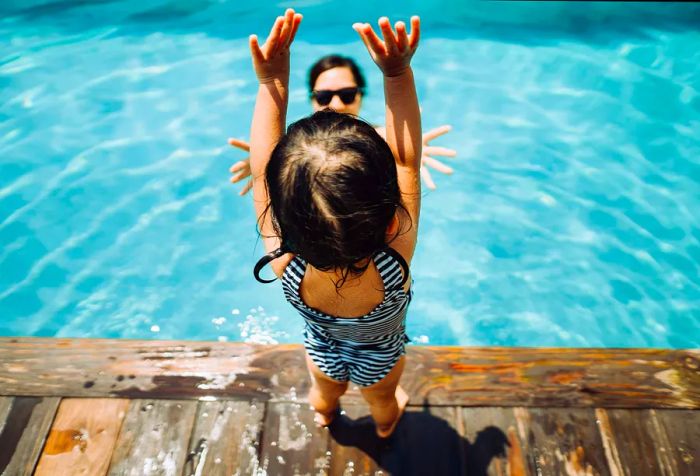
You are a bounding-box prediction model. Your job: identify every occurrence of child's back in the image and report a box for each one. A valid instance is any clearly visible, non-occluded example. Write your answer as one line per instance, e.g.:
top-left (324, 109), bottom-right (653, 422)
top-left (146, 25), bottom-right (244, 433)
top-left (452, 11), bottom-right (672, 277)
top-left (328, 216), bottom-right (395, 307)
top-left (246, 9), bottom-right (422, 437)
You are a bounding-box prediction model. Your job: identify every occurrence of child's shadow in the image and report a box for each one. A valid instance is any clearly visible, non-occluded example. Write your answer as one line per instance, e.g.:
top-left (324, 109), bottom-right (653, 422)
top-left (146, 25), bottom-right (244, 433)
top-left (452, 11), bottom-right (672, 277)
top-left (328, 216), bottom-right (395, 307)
top-left (328, 405), bottom-right (509, 475)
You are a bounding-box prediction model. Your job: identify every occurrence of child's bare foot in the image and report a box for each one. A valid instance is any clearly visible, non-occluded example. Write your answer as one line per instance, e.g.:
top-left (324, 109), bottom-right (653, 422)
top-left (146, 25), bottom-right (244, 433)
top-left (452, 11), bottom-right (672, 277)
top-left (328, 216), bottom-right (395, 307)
top-left (376, 385), bottom-right (409, 438)
top-left (308, 385), bottom-right (341, 427)
top-left (312, 405), bottom-right (339, 427)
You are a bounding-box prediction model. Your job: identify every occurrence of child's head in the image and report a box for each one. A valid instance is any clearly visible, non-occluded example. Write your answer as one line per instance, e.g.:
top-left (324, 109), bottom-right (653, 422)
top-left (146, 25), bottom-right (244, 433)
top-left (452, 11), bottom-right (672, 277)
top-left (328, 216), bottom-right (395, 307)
top-left (265, 110), bottom-right (402, 280)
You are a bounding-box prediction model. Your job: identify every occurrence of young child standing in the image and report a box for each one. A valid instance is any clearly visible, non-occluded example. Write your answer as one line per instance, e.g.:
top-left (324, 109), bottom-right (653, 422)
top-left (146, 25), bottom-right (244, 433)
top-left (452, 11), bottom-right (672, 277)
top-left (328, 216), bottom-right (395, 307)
top-left (247, 9), bottom-right (422, 438)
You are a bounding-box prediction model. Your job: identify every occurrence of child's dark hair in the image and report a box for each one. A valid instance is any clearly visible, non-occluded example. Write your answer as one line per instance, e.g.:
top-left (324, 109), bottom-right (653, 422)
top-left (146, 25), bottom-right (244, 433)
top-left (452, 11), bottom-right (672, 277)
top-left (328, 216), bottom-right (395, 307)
top-left (256, 110), bottom-right (407, 288)
top-left (308, 55), bottom-right (367, 93)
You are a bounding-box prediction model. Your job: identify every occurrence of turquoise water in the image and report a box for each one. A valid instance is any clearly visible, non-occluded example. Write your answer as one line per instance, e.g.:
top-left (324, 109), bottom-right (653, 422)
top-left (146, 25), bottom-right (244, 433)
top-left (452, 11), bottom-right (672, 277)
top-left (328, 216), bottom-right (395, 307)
top-left (1, 1), bottom-right (699, 347)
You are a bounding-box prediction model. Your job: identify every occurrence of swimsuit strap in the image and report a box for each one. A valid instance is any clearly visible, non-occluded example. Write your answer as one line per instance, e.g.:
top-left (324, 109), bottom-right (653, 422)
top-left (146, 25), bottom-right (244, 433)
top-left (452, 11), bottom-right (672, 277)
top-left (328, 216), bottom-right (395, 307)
top-left (374, 247), bottom-right (409, 292)
top-left (281, 255), bottom-right (307, 293)
top-left (282, 247), bottom-right (409, 297)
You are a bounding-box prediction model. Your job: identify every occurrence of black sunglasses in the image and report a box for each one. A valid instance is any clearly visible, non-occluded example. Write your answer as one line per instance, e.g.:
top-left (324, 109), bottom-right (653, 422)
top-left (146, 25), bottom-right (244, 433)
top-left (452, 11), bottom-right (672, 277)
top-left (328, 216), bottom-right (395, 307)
top-left (310, 87), bottom-right (362, 106)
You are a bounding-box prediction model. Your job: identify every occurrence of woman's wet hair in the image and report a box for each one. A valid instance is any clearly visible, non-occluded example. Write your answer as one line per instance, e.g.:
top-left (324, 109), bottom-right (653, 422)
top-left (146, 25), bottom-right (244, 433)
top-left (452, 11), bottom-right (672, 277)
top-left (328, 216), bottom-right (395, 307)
top-left (308, 55), bottom-right (367, 93)
top-left (262, 110), bottom-right (406, 288)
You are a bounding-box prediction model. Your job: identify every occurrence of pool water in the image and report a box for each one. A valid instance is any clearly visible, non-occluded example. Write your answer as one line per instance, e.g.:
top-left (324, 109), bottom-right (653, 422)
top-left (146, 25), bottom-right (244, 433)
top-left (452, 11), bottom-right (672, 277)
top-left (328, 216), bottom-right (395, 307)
top-left (1, 1), bottom-right (699, 347)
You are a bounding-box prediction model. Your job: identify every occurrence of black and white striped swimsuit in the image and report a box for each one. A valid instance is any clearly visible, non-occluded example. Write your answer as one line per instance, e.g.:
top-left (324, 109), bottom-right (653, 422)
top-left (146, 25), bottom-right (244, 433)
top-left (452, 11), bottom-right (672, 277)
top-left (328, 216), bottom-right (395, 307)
top-left (281, 249), bottom-right (412, 387)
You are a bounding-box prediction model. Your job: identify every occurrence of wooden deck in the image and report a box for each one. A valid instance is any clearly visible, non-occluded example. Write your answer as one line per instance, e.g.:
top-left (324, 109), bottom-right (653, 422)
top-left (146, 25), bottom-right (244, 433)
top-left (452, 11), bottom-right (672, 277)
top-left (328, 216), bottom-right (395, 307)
top-left (0, 338), bottom-right (698, 475)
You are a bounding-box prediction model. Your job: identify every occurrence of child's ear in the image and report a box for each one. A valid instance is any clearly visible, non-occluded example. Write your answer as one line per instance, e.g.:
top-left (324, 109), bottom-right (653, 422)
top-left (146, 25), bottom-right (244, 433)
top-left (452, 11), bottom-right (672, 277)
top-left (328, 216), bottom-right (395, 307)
top-left (385, 213), bottom-right (399, 239)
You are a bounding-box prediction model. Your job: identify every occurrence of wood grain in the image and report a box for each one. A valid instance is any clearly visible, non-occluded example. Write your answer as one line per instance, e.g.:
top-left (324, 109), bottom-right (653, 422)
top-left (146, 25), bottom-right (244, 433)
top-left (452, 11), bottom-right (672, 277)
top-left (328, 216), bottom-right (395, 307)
top-left (107, 399), bottom-right (197, 476)
top-left (461, 407), bottom-right (530, 476)
top-left (183, 400), bottom-right (265, 476)
top-left (34, 398), bottom-right (128, 476)
top-left (0, 396), bottom-right (60, 476)
top-left (1, 338), bottom-right (697, 409)
top-left (259, 402), bottom-right (330, 475)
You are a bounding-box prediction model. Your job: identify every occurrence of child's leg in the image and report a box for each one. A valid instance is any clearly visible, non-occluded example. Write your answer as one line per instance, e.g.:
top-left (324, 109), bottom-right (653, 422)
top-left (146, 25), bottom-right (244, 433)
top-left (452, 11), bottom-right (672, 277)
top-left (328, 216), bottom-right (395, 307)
top-left (359, 355), bottom-right (409, 438)
top-left (305, 354), bottom-right (348, 426)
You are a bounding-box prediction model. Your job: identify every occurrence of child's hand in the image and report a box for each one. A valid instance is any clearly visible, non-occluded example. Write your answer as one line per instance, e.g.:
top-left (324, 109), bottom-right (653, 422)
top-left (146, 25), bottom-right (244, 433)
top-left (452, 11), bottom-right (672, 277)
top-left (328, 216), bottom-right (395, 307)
top-left (353, 16), bottom-right (420, 77)
top-left (250, 9), bottom-right (302, 84)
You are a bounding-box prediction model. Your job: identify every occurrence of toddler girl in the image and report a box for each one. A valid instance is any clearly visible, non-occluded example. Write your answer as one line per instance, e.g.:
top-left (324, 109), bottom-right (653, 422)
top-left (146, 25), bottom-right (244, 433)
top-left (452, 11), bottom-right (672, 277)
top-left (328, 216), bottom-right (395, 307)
top-left (247, 9), bottom-right (422, 438)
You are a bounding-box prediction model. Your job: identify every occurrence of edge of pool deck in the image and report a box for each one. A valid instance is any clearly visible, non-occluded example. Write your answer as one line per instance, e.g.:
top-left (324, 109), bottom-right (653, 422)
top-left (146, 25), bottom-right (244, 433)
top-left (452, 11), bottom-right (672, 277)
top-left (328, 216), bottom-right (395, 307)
top-left (1, 338), bottom-right (699, 475)
top-left (1, 337), bottom-right (698, 408)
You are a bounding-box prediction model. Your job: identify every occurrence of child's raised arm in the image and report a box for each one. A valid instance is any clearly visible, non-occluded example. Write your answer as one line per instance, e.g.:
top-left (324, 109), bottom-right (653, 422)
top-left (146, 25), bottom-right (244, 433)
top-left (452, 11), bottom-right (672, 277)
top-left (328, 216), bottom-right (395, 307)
top-left (354, 17), bottom-right (422, 262)
top-left (248, 9), bottom-right (302, 269)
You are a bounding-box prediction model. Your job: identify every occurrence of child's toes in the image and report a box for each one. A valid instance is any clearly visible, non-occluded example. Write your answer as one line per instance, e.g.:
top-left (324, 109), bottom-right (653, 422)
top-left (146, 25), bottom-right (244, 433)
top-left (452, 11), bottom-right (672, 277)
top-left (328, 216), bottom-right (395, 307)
top-left (312, 406), bottom-right (339, 427)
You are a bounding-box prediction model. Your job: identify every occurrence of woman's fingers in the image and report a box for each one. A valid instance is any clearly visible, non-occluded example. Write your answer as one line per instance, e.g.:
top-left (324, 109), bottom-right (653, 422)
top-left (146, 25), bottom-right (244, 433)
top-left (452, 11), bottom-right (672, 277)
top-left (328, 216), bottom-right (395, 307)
top-left (424, 145), bottom-right (457, 157)
top-left (239, 178), bottom-right (254, 196)
top-left (395, 21), bottom-right (409, 51)
top-left (378, 17), bottom-right (398, 55)
top-left (409, 16), bottom-right (421, 50)
top-left (420, 164), bottom-right (437, 190)
top-left (422, 155), bottom-right (454, 175)
top-left (423, 124), bottom-right (452, 142)
top-left (228, 137), bottom-right (251, 152)
top-left (230, 159), bottom-right (250, 173)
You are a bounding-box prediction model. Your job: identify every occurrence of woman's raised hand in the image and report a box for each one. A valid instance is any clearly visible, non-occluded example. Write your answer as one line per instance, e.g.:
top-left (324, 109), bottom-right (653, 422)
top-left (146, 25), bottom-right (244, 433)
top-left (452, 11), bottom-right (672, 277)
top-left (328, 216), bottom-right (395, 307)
top-left (353, 16), bottom-right (420, 77)
top-left (227, 139), bottom-right (253, 196)
top-left (421, 125), bottom-right (458, 190)
top-left (249, 9), bottom-right (302, 83)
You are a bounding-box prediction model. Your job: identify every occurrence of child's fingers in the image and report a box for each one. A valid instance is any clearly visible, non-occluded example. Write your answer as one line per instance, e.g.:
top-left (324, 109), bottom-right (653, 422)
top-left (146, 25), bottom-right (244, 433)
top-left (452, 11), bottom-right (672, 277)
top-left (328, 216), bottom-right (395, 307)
top-left (409, 15), bottom-right (421, 50)
top-left (279, 9), bottom-right (294, 48)
top-left (395, 21), bottom-right (409, 51)
top-left (352, 23), bottom-right (374, 56)
top-left (288, 13), bottom-right (303, 45)
top-left (228, 137), bottom-right (251, 151)
top-left (249, 35), bottom-right (265, 64)
top-left (378, 17), bottom-right (398, 55)
top-left (360, 23), bottom-right (386, 55)
top-left (264, 16), bottom-right (284, 54)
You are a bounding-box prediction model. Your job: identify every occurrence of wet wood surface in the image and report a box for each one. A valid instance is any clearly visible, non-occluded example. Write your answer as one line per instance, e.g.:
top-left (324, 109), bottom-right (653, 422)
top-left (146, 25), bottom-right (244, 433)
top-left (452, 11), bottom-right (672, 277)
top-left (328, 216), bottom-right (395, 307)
top-left (0, 396), bottom-right (59, 476)
top-left (183, 400), bottom-right (265, 476)
top-left (107, 399), bottom-right (197, 475)
top-left (1, 338), bottom-right (698, 408)
top-left (0, 338), bottom-right (698, 475)
top-left (34, 398), bottom-right (128, 476)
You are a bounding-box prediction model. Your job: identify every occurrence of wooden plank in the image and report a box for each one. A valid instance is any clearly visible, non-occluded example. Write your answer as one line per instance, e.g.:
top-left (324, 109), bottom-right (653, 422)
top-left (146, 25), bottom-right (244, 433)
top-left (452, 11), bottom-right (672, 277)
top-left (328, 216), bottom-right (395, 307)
top-left (34, 398), bottom-right (129, 476)
top-left (0, 397), bottom-right (12, 423)
top-left (461, 407), bottom-right (530, 476)
top-left (328, 404), bottom-right (379, 475)
top-left (182, 399), bottom-right (265, 476)
top-left (384, 405), bottom-right (465, 476)
top-left (1, 338), bottom-right (698, 408)
top-left (523, 408), bottom-right (610, 476)
top-left (0, 396), bottom-right (60, 476)
top-left (328, 403), bottom-right (465, 475)
top-left (653, 409), bottom-right (699, 476)
top-left (107, 399), bottom-right (197, 476)
top-left (258, 402), bottom-right (330, 475)
top-left (597, 409), bottom-right (676, 476)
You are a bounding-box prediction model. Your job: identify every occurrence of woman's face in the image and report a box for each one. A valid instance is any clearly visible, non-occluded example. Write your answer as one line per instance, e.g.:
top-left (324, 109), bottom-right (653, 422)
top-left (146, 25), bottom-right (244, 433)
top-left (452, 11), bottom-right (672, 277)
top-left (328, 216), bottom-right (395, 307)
top-left (311, 66), bottom-right (363, 115)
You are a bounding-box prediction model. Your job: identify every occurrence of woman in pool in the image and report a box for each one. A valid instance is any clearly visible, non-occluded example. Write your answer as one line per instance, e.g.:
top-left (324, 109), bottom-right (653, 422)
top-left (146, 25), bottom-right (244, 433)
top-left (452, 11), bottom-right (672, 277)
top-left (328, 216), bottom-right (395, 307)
top-left (228, 55), bottom-right (456, 194)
